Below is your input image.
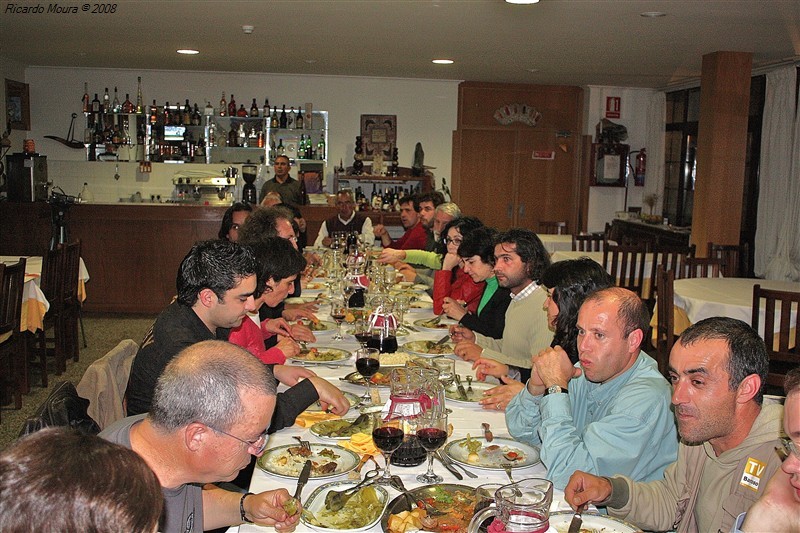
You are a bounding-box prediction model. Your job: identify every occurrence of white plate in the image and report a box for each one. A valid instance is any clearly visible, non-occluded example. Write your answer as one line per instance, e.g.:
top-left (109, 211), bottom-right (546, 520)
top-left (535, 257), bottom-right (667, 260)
top-left (409, 300), bottom-right (433, 309)
top-left (444, 381), bottom-right (495, 404)
top-left (305, 391), bottom-right (360, 412)
top-left (548, 511), bottom-right (641, 533)
top-left (305, 281), bottom-right (328, 291)
top-left (287, 347), bottom-right (351, 364)
top-left (257, 444), bottom-right (359, 479)
top-left (444, 436), bottom-right (540, 470)
top-left (412, 318), bottom-right (454, 331)
top-left (301, 481), bottom-right (388, 532)
top-left (401, 340), bottom-right (456, 358)
top-left (300, 320), bottom-right (337, 334)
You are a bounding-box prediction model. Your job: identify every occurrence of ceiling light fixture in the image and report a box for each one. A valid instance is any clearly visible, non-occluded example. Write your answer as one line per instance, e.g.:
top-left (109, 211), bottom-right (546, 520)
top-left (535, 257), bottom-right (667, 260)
top-left (177, 49), bottom-right (199, 55)
top-left (242, 25), bottom-right (254, 34)
top-left (505, 0), bottom-right (540, 4)
top-left (432, 59), bottom-right (454, 65)
top-left (640, 11), bottom-right (666, 17)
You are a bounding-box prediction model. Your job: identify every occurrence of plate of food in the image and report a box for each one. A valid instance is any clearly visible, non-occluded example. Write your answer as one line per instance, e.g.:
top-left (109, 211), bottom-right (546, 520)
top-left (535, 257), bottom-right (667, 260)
top-left (444, 435), bottom-right (540, 470)
top-left (257, 443), bottom-right (360, 479)
top-left (342, 371), bottom-right (392, 388)
top-left (304, 391), bottom-right (361, 412)
top-left (378, 351), bottom-right (413, 367)
top-left (381, 484), bottom-right (476, 533)
top-left (310, 414), bottom-right (374, 440)
top-left (302, 481), bottom-right (389, 532)
top-left (401, 340), bottom-right (456, 358)
top-left (413, 317), bottom-right (454, 331)
top-left (548, 511), bottom-right (641, 533)
top-left (286, 296), bottom-right (320, 305)
top-left (288, 347), bottom-right (351, 364)
top-left (305, 281), bottom-right (328, 291)
top-left (296, 319), bottom-right (336, 333)
top-left (444, 380), bottom-right (494, 404)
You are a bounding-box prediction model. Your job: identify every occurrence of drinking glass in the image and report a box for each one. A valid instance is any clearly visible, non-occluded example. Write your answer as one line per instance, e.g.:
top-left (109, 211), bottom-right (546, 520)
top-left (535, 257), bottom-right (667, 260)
top-left (329, 297), bottom-right (347, 341)
top-left (353, 316), bottom-right (371, 347)
top-left (415, 411), bottom-right (449, 484)
top-left (432, 357), bottom-right (455, 388)
top-left (393, 295), bottom-right (410, 334)
top-left (355, 347), bottom-right (380, 405)
top-left (371, 413), bottom-right (404, 485)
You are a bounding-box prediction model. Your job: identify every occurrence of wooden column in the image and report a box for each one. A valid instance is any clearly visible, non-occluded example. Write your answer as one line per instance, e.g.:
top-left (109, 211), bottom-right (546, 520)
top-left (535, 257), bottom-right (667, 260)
top-left (691, 51), bottom-right (752, 254)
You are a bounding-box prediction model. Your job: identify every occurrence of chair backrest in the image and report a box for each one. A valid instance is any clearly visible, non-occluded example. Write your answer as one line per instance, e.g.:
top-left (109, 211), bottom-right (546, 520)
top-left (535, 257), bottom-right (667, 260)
top-left (61, 240), bottom-right (82, 305)
top-left (654, 266), bottom-right (676, 378)
top-left (572, 233), bottom-right (605, 252)
top-left (707, 241), bottom-right (749, 278)
top-left (76, 339), bottom-right (139, 429)
top-left (602, 243), bottom-right (647, 296)
top-left (751, 284), bottom-right (800, 388)
top-left (647, 244), bottom-right (695, 301)
top-left (0, 258), bottom-right (27, 337)
top-left (40, 247), bottom-right (64, 303)
top-left (679, 256), bottom-right (726, 279)
top-left (538, 221), bottom-right (568, 235)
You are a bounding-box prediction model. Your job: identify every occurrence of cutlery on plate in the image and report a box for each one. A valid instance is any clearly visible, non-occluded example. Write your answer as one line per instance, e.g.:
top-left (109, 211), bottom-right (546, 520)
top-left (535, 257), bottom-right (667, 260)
top-left (437, 451), bottom-right (478, 479)
top-left (567, 502), bottom-right (588, 533)
top-left (453, 374), bottom-right (469, 401)
top-left (434, 451), bottom-right (462, 480)
top-left (502, 462), bottom-right (515, 483)
top-left (432, 334), bottom-right (451, 346)
top-left (293, 459), bottom-right (312, 504)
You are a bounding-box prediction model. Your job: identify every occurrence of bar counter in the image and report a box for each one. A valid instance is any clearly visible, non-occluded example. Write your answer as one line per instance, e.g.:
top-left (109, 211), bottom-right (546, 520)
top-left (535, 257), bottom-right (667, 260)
top-left (0, 202), bottom-right (399, 313)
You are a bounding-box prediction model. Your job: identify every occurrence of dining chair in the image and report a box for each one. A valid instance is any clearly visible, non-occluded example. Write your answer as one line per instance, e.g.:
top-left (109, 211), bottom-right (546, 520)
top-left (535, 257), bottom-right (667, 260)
top-left (0, 258), bottom-right (28, 416)
top-left (572, 233), bottom-right (605, 252)
top-left (647, 244), bottom-right (695, 304)
top-left (62, 240), bottom-right (82, 363)
top-left (653, 266), bottom-right (676, 378)
top-left (679, 256), bottom-right (726, 279)
top-left (751, 284), bottom-right (800, 390)
top-left (603, 243), bottom-right (648, 297)
top-left (538, 221), bottom-right (568, 235)
top-left (29, 247), bottom-right (63, 387)
top-left (707, 241), bottom-right (749, 278)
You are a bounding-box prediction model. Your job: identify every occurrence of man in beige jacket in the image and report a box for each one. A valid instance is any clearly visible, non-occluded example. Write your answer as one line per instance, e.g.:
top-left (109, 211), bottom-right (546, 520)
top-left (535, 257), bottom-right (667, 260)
top-left (564, 316), bottom-right (783, 533)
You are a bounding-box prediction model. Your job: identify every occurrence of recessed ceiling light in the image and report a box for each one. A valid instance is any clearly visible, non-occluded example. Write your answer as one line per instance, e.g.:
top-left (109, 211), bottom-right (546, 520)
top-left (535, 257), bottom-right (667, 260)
top-left (640, 11), bottom-right (666, 17)
top-left (177, 49), bottom-right (199, 55)
top-left (242, 25), bottom-right (254, 34)
top-left (432, 59), bottom-right (454, 65)
top-left (506, 0), bottom-right (540, 4)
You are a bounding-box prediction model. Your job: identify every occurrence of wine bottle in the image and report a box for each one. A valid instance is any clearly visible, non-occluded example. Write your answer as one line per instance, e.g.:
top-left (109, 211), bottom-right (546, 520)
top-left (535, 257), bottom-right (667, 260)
top-left (279, 105), bottom-right (288, 128)
top-left (135, 76), bottom-right (144, 113)
top-left (237, 104), bottom-right (248, 118)
top-left (277, 138), bottom-right (285, 155)
top-left (122, 93), bottom-right (134, 114)
top-left (250, 98), bottom-right (259, 117)
top-left (91, 93), bottom-right (100, 113)
top-left (228, 94), bottom-right (236, 117)
top-left (262, 98), bottom-right (269, 118)
top-left (82, 82), bottom-right (90, 113)
top-left (317, 137), bottom-right (325, 160)
top-left (103, 87), bottom-right (110, 113)
top-left (112, 87), bottom-right (121, 113)
top-left (288, 106), bottom-right (295, 128)
top-left (271, 106), bottom-right (279, 128)
top-left (219, 92), bottom-right (227, 116)
top-left (192, 103), bottom-right (202, 125)
top-left (296, 107), bottom-right (304, 130)
top-left (183, 99), bottom-right (192, 125)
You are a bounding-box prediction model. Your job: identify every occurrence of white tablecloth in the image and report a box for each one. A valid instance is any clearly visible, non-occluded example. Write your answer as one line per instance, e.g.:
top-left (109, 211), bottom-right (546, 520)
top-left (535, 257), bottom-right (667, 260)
top-left (536, 234), bottom-right (573, 254)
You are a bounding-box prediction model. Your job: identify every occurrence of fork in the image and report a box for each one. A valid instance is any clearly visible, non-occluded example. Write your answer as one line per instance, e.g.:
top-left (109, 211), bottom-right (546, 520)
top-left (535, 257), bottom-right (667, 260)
top-left (502, 463), bottom-right (515, 483)
top-left (293, 435), bottom-right (312, 452)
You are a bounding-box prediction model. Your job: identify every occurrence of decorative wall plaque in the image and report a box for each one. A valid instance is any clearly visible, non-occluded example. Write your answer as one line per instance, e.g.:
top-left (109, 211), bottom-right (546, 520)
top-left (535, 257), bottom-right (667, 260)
top-left (360, 114), bottom-right (396, 161)
top-left (493, 103), bottom-right (541, 127)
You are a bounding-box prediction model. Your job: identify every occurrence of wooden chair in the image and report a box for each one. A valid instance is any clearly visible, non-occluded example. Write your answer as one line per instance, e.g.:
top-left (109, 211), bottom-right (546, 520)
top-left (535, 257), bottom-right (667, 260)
top-left (603, 243), bottom-right (648, 297)
top-left (0, 258), bottom-right (28, 417)
top-left (708, 242), bottom-right (749, 278)
top-left (647, 244), bottom-right (695, 303)
top-left (29, 247), bottom-right (62, 387)
top-left (654, 266), bottom-right (676, 378)
top-left (572, 233), bottom-right (605, 252)
top-left (538, 221), bottom-right (568, 235)
top-left (679, 256), bottom-right (726, 279)
top-left (751, 284), bottom-right (800, 390)
top-left (62, 240), bottom-right (82, 363)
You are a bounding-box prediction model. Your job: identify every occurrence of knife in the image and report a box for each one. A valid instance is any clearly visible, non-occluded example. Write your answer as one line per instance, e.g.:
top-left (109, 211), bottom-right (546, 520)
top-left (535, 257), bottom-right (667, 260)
top-left (294, 460), bottom-right (313, 502)
top-left (432, 334), bottom-right (451, 346)
top-left (453, 374), bottom-right (469, 401)
top-left (567, 502), bottom-right (587, 533)
top-left (434, 451), bottom-right (463, 480)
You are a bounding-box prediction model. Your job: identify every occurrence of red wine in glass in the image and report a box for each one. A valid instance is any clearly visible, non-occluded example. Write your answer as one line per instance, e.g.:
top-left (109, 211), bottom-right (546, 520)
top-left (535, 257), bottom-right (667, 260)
top-left (356, 357), bottom-right (380, 378)
top-left (367, 334), bottom-right (398, 353)
top-left (417, 427), bottom-right (448, 451)
top-left (354, 331), bottom-right (371, 347)
top-left (372, 426), bottom-right (404, 452)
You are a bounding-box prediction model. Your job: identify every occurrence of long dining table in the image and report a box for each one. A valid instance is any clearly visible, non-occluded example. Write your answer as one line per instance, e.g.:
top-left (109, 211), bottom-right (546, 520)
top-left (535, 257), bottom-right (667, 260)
top-left (233, 287), bottom-right (576, 533)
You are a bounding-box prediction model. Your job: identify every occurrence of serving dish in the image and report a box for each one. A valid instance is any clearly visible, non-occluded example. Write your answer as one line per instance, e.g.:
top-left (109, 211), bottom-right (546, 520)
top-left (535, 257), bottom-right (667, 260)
top-left (302, 481), bottom-right (389, 532)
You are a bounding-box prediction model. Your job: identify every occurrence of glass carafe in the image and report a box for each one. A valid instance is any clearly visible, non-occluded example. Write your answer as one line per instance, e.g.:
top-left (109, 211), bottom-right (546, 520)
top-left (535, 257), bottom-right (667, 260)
top-left (468, 479), bottom-right (554, 533)
top-left (387, 367), bottom-right (444, 467)
top-left (366, 297), bottom-right (397, 353)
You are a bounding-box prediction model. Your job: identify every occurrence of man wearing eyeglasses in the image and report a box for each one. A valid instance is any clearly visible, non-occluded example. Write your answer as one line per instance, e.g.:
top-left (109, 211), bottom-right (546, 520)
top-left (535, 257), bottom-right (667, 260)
top-left (564, 317), bottom-right (783, 533)
top-left (738, 367), bottom-right (800, 532)
top-left (104, 340), bottom-right (299, 532)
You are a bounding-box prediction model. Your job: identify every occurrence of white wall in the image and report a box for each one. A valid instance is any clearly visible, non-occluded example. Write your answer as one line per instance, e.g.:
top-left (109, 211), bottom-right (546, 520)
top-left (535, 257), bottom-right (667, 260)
top-left (20, 66), bottom-right (459, 202)
top-left (583, 86), bottom-right (657, 233)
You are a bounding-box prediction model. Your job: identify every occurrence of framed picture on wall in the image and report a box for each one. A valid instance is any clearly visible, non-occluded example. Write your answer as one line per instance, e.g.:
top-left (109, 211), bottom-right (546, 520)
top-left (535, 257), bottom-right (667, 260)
top-left (360, 114), bottom-right (396, 161)
top-left (5, 79), bottom-right (31, 130)
top-left (590, 143), bottom-right (629, 187)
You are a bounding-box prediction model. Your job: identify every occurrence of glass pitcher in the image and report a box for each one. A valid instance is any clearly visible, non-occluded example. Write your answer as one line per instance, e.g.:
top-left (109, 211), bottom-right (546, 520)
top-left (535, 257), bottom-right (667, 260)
top-left (366, 296), bottom-right (397, 353)
top-left (468, 479), bottom-right (553, 533)
top-left (386, 367), bottom-right (444, 467)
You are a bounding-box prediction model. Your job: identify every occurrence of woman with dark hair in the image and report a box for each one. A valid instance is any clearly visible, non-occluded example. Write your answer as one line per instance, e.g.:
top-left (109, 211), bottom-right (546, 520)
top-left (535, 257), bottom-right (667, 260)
top-left (218, 202), bottom-right (253, 241)
top-left (441, 226), bottom-right (509, 338)
top-left (431, 216), bottom-right (485, 315)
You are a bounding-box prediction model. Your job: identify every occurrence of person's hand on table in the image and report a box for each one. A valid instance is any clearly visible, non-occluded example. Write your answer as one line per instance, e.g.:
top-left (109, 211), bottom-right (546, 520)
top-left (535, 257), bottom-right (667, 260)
top-left (273, 364), bottom-right (316, 385)
top-left (564, 470), bottom-right (612, 510)
top-left (442, 297), bottom-right (467, 321)
top-left (442, 251), bottom-right (460, 271)
top-left (472, 357), bottom-right (509, 380)
top-left (741, 469), bottom-right (800, 531)
top-left (533, 345), bottom-right (581, 392)
top-left (377, 248), bottom-right (406, 264)
top-left (263, 318), bottom-right (293, 337)
top-left (274, 337), bottom-right (302, 360)
top-left (289, 323), bottom-right (317, 343)
top-left (479, 377), bottom-right (524, 411)
top-left (307, 376), bottom-right (350, 415)
top-left (449, 324), bottom-right (475, 343)
top-left (243, 488), bottom-right (301, 531)
top-left (453, 340), bottom-right (483, 362)
top-left (284, 301), bottom-right (320, 314)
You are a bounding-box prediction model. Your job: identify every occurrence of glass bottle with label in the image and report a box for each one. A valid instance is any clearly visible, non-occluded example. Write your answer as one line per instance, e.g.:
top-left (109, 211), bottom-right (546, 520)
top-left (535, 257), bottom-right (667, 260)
top-left (296, 107), bottom-right (304, 130)
top-left (271, 106), bottom-right (279, 128)
top-left (227, 94), bottom-right (236, 117)
top-left (219, 92), bottom-right (227, 116)
top-left (103, 88), bottom-right (110, 112)
top-left (182, 100), bottom-right (192, 125)
top-left (82, 82), bottom-right (90, 113)
top-left (250, 98), bottom-right (259, 117)
top-left (237, 104), bottom-right (248, 118)
top-left (279, 105), bottom-right (288, 128)
top-left (122, 94), bottom-right (134, 114)
top-left (288, 106), bottom-right (295, 128)
top-left (112, 87), bottom-right (121, 113)
top-left (136, 76), bottom-right (144, 113)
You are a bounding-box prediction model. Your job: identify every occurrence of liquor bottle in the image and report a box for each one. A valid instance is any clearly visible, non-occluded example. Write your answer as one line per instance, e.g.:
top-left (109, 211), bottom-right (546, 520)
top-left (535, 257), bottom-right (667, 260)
top-left (112, 87), bottom-right (121, 113)
top-left (317, 137), bottom-right (325, 160)
top-left (219, 92), bottom-right (227, 116)
top-left (163, 102), bottom-right (171, 126)
top-left (149, 100), bottom-right (158, 125)
top-left (288, 106), bottom-right (295, 128)
top-left (279, 105), bottom-right (288, 128)
top-left (271, 106), bottom-right (279, 128)
top-left (296, 107), bottom-right (304, 130)
top-left (370, 184), bottom-right (378, 210)
top-left (256, 128), bottom-right (265, 148)
top-left (204, 101), bottom-right (214, 116)
top-left (228, 94), bottom-right (236, 117)
top-left (262, 98), bottom-right (269, 118)
top-left (250, 98), bottom-right (259, 117)
top-left (228, 124), bottom-right (238, 147)
top-left (183, 99), bottom-right (192, 125)
top-left (135, 76), bottom-right (144, 113)
top-left (91, 93), bottom-right (100, 113)
top-left (277, 138), bottom-right (285, 155)
top-left (122, 93), bottom-right (134, 114)
top-left (191, 103), bottom-right (202, 125)
top-left (238, 123), bottom-right (247, 147)
top-left (103, 88), bottom-right (110, 113)
top-left (237, 104), bottom-right (248, 118)
top-left (82, 82), bottom-right (90, 113)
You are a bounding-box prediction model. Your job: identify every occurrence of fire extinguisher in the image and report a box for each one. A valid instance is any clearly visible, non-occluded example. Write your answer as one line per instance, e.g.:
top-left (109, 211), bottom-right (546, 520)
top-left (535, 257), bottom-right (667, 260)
top-left (634, 148), bottom-right (646, 186)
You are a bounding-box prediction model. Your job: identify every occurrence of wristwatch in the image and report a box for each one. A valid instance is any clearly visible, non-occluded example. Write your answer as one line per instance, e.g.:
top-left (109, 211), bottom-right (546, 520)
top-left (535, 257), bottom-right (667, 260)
top-left (544, 384), bottom-right (568, 396)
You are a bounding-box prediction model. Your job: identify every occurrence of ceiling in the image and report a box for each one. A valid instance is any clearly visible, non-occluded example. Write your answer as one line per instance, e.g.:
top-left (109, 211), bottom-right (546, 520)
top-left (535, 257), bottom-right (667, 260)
top-left (1, 0), bottom-right (798, 89)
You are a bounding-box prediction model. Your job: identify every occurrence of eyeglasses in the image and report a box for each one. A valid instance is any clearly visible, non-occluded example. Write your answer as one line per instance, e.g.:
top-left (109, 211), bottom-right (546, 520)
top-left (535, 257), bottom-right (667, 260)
top-left (208, 425), bottom-right (269, 455)
top-left (776, 437), bottom-right (800, 462)
top-left (445, 237), bottom-right (463, 246)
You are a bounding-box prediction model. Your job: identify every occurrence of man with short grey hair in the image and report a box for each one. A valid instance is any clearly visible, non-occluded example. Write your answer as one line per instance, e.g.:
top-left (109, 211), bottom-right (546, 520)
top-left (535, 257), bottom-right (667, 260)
top-left (313, 189), bottom-right (373, 248)
top-left (104, 340), bottom-right (299, 532)
top-left (432, 202), bottom-right (461, 243)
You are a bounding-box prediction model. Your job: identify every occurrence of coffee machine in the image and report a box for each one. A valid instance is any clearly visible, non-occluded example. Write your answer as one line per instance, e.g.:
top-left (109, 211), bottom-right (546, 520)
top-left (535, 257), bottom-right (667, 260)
top-left (171, 170), bottom-right (235, 205)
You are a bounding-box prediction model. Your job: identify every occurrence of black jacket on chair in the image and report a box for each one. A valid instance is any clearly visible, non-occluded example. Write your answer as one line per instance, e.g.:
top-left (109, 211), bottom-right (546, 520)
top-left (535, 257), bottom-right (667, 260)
top-left (19, 381), bottom-right (100, 437)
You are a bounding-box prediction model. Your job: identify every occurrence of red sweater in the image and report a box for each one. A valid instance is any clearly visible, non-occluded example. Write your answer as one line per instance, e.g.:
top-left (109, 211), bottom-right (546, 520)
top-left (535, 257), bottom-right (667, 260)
top-left (228, 317), bottom-right (287, 364)
top-left (387, 222), bottom-right (428, 250)
top-left (433, 267), bottom-right (485, 315)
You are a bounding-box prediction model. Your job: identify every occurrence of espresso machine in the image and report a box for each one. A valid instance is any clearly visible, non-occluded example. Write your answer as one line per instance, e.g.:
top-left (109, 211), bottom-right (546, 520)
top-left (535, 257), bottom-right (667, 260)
top-left (171, 169), bottom-right (236, 205)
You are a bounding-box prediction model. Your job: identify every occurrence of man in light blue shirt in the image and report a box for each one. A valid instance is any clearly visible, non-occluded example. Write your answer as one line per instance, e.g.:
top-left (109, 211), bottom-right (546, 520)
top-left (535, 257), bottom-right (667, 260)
top-left (506, 287), bottom-right (678, 489)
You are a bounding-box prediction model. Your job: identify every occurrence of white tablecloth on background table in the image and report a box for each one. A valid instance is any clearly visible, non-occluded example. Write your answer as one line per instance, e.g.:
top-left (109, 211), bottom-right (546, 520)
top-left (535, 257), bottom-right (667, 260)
top-left (536, 234), bottom-right (573, 254)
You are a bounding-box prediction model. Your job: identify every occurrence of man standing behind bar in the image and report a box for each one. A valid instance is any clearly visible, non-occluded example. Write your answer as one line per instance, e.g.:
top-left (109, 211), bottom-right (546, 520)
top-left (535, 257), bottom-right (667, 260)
top-left (259, 155), bottom-right (304, 206)
top-left (313, 189), bottom-right (373, 248)
top-left (373, 195), bottom-right (427, 250)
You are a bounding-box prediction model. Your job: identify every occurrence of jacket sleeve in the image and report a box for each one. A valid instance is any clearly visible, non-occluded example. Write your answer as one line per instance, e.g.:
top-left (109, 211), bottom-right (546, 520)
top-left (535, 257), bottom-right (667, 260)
top-left (313, 219), bottom-right (329, 247)
top-left (505, 385), bottom-right (544, 446)
top-left (404, 250), bottom-right (443, 269)
top-left (433, 270), bottom-right (453, 315)
top-left (268, 378), bottom-right (319, 434)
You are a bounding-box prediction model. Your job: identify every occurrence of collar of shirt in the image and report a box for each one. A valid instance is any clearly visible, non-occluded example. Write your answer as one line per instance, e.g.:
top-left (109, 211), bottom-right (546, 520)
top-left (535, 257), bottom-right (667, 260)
top-left (510, 280), bottom-right (539, 302)
top-left (338, 212), bottom-right (356, 225)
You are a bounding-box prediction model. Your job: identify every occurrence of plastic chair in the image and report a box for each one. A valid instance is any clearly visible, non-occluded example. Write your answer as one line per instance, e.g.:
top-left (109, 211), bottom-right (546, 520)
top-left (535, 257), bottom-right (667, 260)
top-left (752, 284), bottom-right (800, 390)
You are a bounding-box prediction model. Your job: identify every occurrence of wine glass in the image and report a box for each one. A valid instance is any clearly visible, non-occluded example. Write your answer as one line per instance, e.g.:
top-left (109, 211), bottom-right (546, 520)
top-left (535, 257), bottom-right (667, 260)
top-left (393, 295), bottom-right (410, 334)
top-left (355, 347), bottom-right (380, 405)
top-left (415, 411), bottom-right (449, 484)
top-left (353, 316), bottom-right (371, 347)
top-left (329, 297), bottom-right (347, 341)
top-left (432, 357), bottom-right (455, 388)
top-left (371, 413), bottom-right (404, 485)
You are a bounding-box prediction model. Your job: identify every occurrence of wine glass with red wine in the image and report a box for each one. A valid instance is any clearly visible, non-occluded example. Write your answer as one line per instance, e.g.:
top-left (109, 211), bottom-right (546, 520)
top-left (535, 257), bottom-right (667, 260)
top-left (371, 414), bottom-right (404, 485)
top-left (329, 297), bottom-right (346, 341)
top-left (415, 411), bottom-right (449, 484)
top-left (355, 347), bottom-right (380, 405)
